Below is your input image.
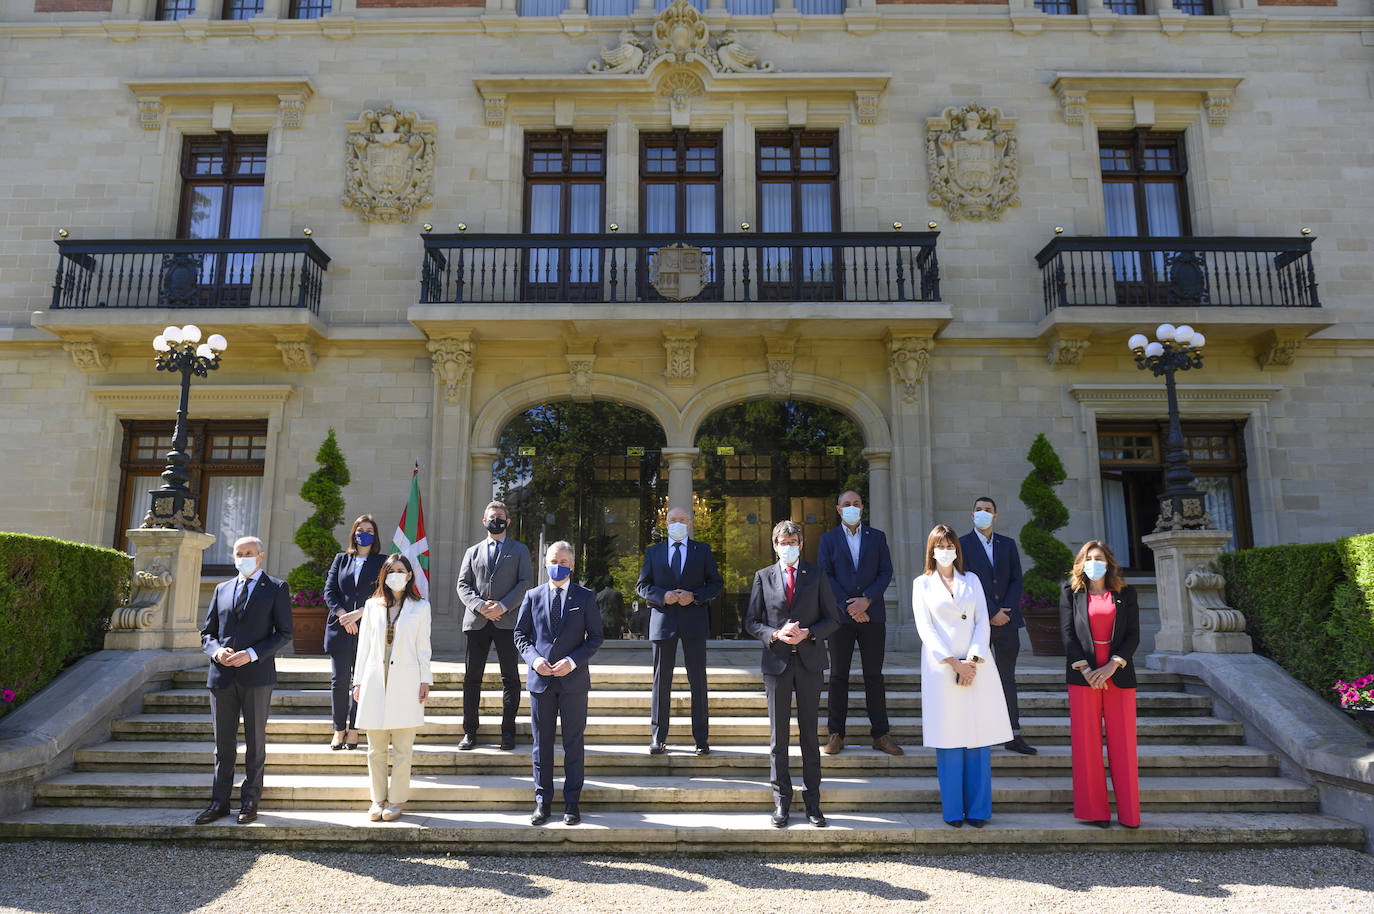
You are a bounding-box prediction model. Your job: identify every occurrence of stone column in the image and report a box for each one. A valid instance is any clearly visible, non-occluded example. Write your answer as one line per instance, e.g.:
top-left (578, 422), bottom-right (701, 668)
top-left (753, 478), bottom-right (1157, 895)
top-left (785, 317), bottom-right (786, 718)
top-left (1144, 528), bottom-right (1251, 657)
top-left (662, 447), bottom-right (698, 514)
top-left (863, 447), bottom-right (892, 535)
top-left (427, 334), bottom-right (475, 654)
top-left (470, 448), bottom-right (499, 521)
top-left (105, 529), bottom-right (217, 651)
top-left (884, 329), bottom-right (935, 651)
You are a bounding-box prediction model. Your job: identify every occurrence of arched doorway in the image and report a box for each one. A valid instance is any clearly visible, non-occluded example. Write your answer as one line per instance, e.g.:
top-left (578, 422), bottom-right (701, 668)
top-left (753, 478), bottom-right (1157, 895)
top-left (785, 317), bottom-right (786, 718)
top-left (493, 401), bottom-right (667, 637)
top-left (692, 399), bottom-right (868, 638)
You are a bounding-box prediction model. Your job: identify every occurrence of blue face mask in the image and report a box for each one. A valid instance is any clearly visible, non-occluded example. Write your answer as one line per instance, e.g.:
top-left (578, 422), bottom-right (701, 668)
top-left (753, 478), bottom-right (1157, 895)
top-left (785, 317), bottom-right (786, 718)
top-left (547, 563), bottom-right (572, 582)
top-left (973, 510), bottom-right (994, 531)
top-left (1084, 559), bottom-right (1108, 581)
top-left (840, 505), bottom-right (862, 526)
top-left (355, 530), bottom-right (375, 547)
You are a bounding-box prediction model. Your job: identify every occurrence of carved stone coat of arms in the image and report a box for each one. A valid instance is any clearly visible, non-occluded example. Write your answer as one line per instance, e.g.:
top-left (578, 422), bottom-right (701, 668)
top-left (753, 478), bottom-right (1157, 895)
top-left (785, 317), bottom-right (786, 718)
top-left (342, 106), bottom-right (437, 223)
top-left (925, 103), bottom-right (1019, 221)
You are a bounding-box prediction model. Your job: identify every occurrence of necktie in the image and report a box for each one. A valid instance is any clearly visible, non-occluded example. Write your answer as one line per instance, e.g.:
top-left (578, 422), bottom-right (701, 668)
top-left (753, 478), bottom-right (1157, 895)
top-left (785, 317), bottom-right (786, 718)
top-left (785, 565), bottom-right (795, 604)
top-left (233, 578), bottom-right (251, 619)
top-left (671, 542), bottom-right (683, 578)
top-left (489, 540), bottom-right (500, 567)
top-left (551, 588), bottom-right (563, 636)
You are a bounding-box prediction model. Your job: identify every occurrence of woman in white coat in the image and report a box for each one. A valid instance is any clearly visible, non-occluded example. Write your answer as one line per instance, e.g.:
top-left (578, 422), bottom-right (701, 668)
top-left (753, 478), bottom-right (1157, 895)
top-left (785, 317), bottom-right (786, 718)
top-left (913, 524), bottom-right (1013, 827)
top-left (352, 554), bottom-right (432, 822)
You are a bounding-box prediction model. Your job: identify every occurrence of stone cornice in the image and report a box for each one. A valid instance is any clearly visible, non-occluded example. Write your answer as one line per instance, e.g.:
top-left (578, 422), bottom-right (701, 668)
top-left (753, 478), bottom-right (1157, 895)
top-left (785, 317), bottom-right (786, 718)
top-left (88, 384), bottom-right (295, 416)
top-left (125, 76), bottom-right (316, 131)
top-left (1068, 383), bottom-right (1280, 406)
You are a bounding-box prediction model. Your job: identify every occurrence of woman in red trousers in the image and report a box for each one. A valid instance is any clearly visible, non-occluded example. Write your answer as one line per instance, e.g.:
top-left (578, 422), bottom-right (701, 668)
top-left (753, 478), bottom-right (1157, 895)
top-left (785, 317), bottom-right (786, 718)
top-left (1059, 540), bottom-right (1140, 828)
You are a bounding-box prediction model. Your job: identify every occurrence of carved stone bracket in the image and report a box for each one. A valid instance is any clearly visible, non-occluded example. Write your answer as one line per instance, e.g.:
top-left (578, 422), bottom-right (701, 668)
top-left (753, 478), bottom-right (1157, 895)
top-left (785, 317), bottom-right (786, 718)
top-left (1051, 73), bottom-right (1242, 131)
top-left (564, 335), bottom-right (598, 402)
top-left (137, 97), bottom-right (164, 131)
top-left (1185, 563), bottom-right (1253, 652)
top-left (1206, 93), bottom-right (1232, 126)
top-left (763, 334), bottom-right (797, 400)
top-left (342, 106), bottom-right (437, 224)
top-left (855, 93), bottom-right (881, 127)
top-left (926, 103), bottom-right (1019, 221)
top-left (1047, 333), bottom-right (1091, 369)
top-left (484, 93), bottom-right (507, 129)
top-left (274, 339), bottom-right (316, 372)
top-left (663, 329), bottom-right (699, 387)
top-left (1256, 329), bottom-right (1304, 369)
top-left (1057, 91), bottom-right (1087, 126)
top-left (63, 340), bottom-right (110, 373)
top-left (428, 334), bottom-right (475, 405)
top-left (278, 94), bottom-right (307, 129)
top-left (110, 565), bottom-right (174, 631)
top-left (887, 332), bottom-right (933, 403)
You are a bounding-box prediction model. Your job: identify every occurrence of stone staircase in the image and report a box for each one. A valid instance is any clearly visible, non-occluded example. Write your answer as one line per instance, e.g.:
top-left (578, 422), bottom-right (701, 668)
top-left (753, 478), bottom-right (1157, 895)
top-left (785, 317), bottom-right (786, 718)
top-left (0, 649), bottom-right (1362, 853)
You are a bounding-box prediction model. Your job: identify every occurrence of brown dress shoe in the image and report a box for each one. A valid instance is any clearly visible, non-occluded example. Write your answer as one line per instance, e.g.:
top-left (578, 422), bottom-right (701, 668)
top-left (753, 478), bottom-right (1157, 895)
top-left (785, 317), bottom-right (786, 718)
top-left (822, 734), bottom-right (844, 755)
top-left (194, 801), bottom-right (230, 825)
top-left (237, 801), bottom-right (259, 824)
top-left (872, 734), bottom-right (904, 756)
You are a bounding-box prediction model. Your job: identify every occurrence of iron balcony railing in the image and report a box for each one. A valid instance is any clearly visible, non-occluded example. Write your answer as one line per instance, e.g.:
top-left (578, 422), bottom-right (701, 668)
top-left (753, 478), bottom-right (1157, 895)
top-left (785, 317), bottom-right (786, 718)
top-left (50, 238), bottom-right (331, 313)
top-left (419, 231), bottom-right (940, 305)
top-left (1035, 235), bottom-right (1320, 313)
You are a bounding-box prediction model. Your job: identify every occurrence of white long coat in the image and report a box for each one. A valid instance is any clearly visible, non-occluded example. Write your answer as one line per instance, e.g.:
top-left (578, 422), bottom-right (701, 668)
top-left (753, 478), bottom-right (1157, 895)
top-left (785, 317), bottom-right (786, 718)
top-left (913, 571), bottom-right (1014, 749)
top-left (354, 595), bottom-right (432, 731)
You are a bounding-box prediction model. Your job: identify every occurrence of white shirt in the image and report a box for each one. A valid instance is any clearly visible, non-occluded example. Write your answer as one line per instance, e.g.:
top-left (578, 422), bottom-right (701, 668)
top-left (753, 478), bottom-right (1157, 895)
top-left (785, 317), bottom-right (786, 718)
top-left (350, 554), bottom-right (367, 582)
top-left (843, 524), bottom-right (863, 567)
top-left (976, 528), bottom-right (995, 566)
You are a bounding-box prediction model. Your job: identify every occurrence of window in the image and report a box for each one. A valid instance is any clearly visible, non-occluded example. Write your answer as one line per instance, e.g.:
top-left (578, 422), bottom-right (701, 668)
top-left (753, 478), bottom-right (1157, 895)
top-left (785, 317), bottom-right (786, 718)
top-left (178, 134), bottom-right (267, 306)
top-left (640, 132), bottom-right (722, 299)
top-left (756, 130), bottom-right (840, 300)
top-left (725, 0), bottom-right (772, 11)
top-left (796, 0), bottom-right (843, 11)
top-left (518, 0), bottom-right (567, 11)
top-left (289, 0), bottom-right (331, 16)
top-left (1098, 419), bottom-right (1251, 571)
top-left (523, 132), bottom-right (606, 301)
top-left (1100, 130), bottom-right (1190, 303)
top-left (1103, 0), bottom-right (1142, 11)
top-left (156, 0), bottom-right (195, 19)
top-left (1172, 0), bottom-right (1212, 12)
top-left (115, 420), bottom-right (268, 573)
top-left (1034, 0), bottom-right (1076, 11)
top-left (223, 0), bottom-right (263, 17)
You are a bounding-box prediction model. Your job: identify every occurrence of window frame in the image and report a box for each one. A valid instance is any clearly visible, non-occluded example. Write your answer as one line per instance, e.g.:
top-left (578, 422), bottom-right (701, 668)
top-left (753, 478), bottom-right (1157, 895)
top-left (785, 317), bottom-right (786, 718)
top-left (754, 129), bottom-right (841, 301)
top-left (155, 0), bottom-right (195, 19)
top-left (521, 131), bottom-right (608, 301)
top-left (638, 130), bottom-right (724, 236)
top-left (1098, 129), bottom-right (1192, 239)
top-left (288, 0), bottom-right (332, 16)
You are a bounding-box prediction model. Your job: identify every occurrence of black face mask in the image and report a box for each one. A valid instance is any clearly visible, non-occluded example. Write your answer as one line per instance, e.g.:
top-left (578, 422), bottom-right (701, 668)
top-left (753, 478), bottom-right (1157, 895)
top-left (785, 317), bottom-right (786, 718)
top-left (486, 517), bottom-right (508, 535)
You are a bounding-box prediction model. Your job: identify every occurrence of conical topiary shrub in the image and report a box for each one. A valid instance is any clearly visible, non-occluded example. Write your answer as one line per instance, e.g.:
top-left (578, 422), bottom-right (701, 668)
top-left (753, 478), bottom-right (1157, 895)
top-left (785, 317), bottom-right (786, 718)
top-left (1018, 432), bottom-right (1075, 654)
top-left (287, 428), bottom-right (350, 598)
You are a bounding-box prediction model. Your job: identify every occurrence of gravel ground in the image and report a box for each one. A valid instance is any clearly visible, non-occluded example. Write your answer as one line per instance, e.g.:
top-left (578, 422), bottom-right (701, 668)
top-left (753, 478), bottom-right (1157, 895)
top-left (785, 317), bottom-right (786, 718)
top-left (1, 842), bottom-right (1371, 914)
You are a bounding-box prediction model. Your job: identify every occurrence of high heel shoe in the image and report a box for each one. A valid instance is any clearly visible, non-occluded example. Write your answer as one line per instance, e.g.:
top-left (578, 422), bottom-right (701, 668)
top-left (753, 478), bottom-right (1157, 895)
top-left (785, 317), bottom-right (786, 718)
top-left (330, 732), bottom-right (345, 751)
top-left (343, 730), bottom-right (359, 751)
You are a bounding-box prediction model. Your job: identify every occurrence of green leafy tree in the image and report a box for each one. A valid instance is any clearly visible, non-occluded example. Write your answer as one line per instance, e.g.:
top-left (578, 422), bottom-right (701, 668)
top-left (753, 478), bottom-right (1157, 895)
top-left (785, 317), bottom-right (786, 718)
top-left (287, 428), bottom-right (350, 597)
top-left (1018, 433), bottom-right (1074, 603)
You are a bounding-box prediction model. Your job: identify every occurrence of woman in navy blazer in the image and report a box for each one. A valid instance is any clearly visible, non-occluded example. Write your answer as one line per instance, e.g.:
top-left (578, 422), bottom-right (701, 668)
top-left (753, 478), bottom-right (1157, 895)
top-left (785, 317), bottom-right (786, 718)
top-left (323, 514), bottom-right (385, 750)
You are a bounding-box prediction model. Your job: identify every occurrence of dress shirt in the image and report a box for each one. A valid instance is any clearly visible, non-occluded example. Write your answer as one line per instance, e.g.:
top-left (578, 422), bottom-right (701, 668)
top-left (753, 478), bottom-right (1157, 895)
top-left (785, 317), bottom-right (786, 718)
top-left (976, 529), bottom-right (995, 567)
top-left (548, 580), bottom-right (576, 670)
top-left (843, 524), bottom-right (863, 567)
top-left (670, 540), bottom-right (685, 577)
top-left (350, 554), bottom-right (367, 584)
top-left (233, 571), bottom-right (262, 662)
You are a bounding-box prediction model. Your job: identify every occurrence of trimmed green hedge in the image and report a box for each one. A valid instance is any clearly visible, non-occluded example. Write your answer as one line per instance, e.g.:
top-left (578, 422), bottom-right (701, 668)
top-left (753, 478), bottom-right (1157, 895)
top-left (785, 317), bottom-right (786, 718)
top-left (1218, 533), bottom-right (1374, 718)
top-left (0, 533), bottom-right (131, 719)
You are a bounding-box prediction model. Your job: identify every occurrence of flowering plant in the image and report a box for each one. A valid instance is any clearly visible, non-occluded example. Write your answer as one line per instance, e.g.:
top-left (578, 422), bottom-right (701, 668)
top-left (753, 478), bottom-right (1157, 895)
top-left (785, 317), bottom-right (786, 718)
top-left (2, 689), bottom-right (15, 704)
top-left (1332, 674), bottom-right (1374, 711)
top-left (291, 589), bottom-right (326, 608)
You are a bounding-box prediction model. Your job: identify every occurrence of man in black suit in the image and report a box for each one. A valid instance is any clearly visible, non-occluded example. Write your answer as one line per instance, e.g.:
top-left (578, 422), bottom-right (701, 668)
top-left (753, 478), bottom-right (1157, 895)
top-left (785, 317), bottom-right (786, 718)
top-left (456, 500), bottom-right (533, 751)
top-left (745, 520), bottom-right (842, 828)
top-left (196, 535), bottom-right (293, 825)
top-left (635, 505), bottom-right (724, 755)
top-left (514, 540), bottom-right (605, 827)
top-left (959, 495), bottom-right (1036, 755)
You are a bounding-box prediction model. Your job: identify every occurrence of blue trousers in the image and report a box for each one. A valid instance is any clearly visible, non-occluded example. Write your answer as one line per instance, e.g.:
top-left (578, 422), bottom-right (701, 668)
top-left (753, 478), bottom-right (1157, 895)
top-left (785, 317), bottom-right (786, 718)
top-left (935, 746), bottom-right (992, 823)
top-left (530, 686), bottom-right (588, 807)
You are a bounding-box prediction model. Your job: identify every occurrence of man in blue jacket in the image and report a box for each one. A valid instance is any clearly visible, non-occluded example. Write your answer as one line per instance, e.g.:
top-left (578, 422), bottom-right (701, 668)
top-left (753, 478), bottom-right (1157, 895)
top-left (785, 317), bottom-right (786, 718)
top-left (959, 496), bottom-right (1036, 755)
top-left (817, 490), bottom-right (901, 756)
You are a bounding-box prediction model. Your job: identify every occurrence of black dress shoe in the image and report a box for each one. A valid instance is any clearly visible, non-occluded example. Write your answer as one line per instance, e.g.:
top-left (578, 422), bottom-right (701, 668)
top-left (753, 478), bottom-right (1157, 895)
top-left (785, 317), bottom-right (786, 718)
top-left (944, 819), bottom-right (964, 828)
top-left (500, 736), bottom-right (516, 751)
top-left (459, 734), bottom-right (477, 751)
top-left (694, 745), bottom-right (710, 757)
top-left (194, 801), bottom-right (230, 825)
top-left (531, 804), bottom-right (551, 826)
top-left (236, 802), bottom-right (258, 825)
top-left (563, 805), bottom-right (581, 826)
top-left (965, 818), bottom-right (987, 829)
top-left (649, 742), bottom-right (667, 756)
top-left (1004, 736), bottom-right (1038, 756)
top-left (1087, 820), bottom-right (1111, 829)
top-left (805, 806), bottom-right (827, 828)
top-left (771, 802), bottom-right (790, 828)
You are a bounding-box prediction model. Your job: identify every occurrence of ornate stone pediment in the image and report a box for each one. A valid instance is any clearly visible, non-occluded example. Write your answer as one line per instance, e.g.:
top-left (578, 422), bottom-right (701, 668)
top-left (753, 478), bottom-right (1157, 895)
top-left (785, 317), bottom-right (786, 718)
top-left (587, 1), bottom-right (774, 77)
top-left (926, 103), bottom-right (1019, 222)
top-left (342, 106), bottom-right (436, 224)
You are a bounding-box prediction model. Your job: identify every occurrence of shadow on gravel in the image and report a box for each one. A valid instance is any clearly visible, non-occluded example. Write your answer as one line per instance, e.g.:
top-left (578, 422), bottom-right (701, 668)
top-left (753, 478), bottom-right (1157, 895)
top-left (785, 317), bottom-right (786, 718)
top-left (698, 859), bottom-right (930, 901)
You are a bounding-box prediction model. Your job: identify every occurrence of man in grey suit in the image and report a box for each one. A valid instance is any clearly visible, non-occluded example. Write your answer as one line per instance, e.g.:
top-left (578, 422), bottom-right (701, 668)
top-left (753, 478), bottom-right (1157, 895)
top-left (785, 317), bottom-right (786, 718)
top-left (457, 500), bottom-right (533, 751)
top-left (196, 535), bottom-right (292, 826)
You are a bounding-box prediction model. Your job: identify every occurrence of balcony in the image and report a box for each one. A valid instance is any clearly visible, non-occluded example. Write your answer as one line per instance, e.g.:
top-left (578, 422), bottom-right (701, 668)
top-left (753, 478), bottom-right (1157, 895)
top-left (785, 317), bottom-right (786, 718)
top-left (50, 238), bottom-right (331, 313)
top-left (418, 231), bottom-right (940, 306)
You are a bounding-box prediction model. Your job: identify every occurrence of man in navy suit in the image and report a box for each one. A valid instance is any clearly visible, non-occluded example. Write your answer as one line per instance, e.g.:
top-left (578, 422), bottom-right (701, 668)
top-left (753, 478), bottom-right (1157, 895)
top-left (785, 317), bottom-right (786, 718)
top-left (196, 536), bottom-right (293, 825)
top-left (959, 496), bottom-right (1036, 755)
top-left (514, 540), bottom-right (605, 826)
top-left (635, 505), bottom-right (724, 755)
top-left (745, 520), bottom-right (842, 828)
top-left (817, 490), bottom-right (900, 756)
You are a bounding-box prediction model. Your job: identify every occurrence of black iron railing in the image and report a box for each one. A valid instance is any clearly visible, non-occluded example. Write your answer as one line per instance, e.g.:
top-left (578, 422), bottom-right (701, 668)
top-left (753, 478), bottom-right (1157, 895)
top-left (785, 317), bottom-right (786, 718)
top-left (1036, 236), bottom-right (1320, 313)
top-left (419, 231), bottom-right (940, 304)
top-left (50, 238), bottom-right (331, 313)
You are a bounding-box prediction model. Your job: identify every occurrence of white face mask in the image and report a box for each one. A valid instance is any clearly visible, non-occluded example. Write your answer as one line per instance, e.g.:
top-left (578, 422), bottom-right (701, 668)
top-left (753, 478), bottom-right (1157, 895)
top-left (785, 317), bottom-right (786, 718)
top-left (973, 510), bottom-right (995, 531)
top-left (667, 522), bottom-right (688, 543)
top-left (840, 505), bottom-right (862, 526)
top-left (385, 572), bottom-right (410, 592)
top-left (234, 555), bottom-right (258, 577)
top-left (776, 544), bottom-right (800, 566)
top-left (1083, 560), bottom-right (1108, 582)
top-left (933, 547), bottom-right (957, 568)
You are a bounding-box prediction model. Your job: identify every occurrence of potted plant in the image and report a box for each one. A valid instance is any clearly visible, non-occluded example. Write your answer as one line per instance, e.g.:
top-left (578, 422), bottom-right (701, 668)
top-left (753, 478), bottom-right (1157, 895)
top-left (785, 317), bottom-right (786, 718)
top-left (1333, 673), bottom-right (1374, 745)
top-left (286, 429), bottom-right (350, 655)
top-left (1018, 433), bottom-right (1075, 655)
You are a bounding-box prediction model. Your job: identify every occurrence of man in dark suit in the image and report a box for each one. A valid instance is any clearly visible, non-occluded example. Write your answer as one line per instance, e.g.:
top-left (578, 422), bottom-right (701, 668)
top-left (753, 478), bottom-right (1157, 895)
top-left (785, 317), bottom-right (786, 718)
top-left (959, 495), bottom-right (1036, 755)
top-left (196, 535), bottom-right (293, 825)
top-left (635, 506), bottom-right (724, 755)
top-left (514, 540), bottom-right (605, 826)
top-left (457, 500), bottom-right (533, 751)
top-left (745, 520), bottom-right (842, 828)
top-left (817, 489), bottom-right (900, 757)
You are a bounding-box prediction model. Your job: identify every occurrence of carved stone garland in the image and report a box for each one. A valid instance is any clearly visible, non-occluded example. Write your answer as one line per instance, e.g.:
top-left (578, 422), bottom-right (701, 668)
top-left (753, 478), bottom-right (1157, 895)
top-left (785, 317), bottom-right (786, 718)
top-left (342, 106), bottom-right (437, 224)
top-left (588, 1), bottom-right (774, 77)
top-left (926, 103), bottom-right (1019, 221)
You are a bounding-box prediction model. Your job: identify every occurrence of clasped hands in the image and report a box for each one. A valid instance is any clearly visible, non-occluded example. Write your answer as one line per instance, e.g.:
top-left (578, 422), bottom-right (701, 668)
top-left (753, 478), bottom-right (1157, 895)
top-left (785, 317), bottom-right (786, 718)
top-left (478, 600), bottom-right (504, 622)
top-left (945, 657), bottom-right (978, 687)
top-left (663, 589), bottom-right (695, 606)
top-left (845, 595), bottom-right (871, 623)
top-left (533, 657), bottom-right (575, 678)
top-left (989, 608), bottom-right (1011, 627)
top-left (213, 647), bottom-right (252, 668)
top-left (338, 608), bottom-right (364, 635)
top-left (1083, 662), bottom-right (1121, 690)
top-left (773, 620), bottom-right (811, 645)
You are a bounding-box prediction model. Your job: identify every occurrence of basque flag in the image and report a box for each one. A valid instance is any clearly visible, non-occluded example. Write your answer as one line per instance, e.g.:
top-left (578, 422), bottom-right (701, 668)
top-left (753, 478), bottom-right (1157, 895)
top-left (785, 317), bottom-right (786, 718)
top-left (391, 461), bottom-right (431, 599)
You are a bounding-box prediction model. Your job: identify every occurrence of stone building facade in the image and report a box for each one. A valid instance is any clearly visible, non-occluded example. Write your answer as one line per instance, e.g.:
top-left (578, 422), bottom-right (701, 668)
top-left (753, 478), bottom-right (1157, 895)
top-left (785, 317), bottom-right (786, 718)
top-left (1, 0), bottom-right (1371, 651)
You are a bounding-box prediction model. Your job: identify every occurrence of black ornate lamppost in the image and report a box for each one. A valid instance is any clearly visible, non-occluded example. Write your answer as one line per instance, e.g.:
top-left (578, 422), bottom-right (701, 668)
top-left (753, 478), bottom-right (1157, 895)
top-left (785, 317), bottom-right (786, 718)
top-left (142, 324), bottom-right (227, 529)
top-left (1128, 323), bottom-right (1212, 532)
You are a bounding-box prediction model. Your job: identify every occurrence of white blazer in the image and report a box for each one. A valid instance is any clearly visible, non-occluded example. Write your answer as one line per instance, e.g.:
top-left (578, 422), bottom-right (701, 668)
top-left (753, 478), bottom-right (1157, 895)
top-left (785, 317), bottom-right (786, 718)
top-left (912, 571), bottom-right (1013, 750)
top-left (353, 595), bottom-right (432, 731)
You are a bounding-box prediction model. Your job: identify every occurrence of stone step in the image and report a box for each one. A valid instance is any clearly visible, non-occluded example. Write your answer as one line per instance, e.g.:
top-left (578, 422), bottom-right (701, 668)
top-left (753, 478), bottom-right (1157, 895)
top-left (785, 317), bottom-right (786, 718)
top-left (31, 771), bottom-right (1321, 812)
top-left (1, 807), bottom-right (1359, 853)
top-left (110, 713), bottom-right (1246, 745)
top-left (140, 688), bottom-right (1214, 718)
top-left (74, 740), bottom-right (1281, 778)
